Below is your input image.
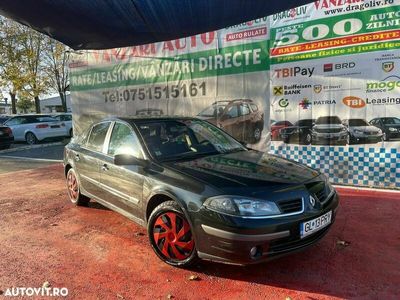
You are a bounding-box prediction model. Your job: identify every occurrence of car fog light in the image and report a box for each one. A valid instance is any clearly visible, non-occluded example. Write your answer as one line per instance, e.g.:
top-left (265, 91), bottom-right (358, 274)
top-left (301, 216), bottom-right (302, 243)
top-left (250, 246), bottom-right (262, 258)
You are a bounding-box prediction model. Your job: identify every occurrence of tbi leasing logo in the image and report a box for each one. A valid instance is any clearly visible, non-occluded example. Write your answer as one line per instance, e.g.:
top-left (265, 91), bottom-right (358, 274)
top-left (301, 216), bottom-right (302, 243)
top-left (342, 96), bottom-right (366, 108)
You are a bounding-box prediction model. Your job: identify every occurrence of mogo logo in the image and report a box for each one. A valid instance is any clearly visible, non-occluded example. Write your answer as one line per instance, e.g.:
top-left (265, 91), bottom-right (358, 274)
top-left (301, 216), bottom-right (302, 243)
top-left (342, 96), bottom-right (365, 108)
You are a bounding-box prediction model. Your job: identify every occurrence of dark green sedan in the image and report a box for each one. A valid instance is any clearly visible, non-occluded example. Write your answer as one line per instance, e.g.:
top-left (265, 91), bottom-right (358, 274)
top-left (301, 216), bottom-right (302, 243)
top-left (64, 117), bottom-right (339, 267)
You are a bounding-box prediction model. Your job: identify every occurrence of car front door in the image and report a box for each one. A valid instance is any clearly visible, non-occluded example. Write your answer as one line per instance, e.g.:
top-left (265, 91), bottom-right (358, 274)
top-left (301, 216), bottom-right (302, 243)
top-left (100, 121), bottom-right (145, 218)
top-left (75, 121), bottom-right (111, 198)
top-left (221, 104), bottom-right (241, 140)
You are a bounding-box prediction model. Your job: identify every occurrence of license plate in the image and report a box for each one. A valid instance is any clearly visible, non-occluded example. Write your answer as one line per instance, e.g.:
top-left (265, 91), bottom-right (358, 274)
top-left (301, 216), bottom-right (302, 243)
top-left (300, 211), bottom-right (332, 238)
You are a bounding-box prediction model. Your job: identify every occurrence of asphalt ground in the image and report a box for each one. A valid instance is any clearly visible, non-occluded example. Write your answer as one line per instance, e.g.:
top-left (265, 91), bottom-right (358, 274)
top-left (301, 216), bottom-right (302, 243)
top-left (0, 163), bottom-right (399, 299)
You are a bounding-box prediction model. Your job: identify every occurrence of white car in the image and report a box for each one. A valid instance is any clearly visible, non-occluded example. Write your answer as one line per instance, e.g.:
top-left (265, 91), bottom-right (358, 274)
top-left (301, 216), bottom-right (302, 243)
top-left (3, 114), bottom-right (67, 144)
top-left (53, 113), bottom-right (73, 137)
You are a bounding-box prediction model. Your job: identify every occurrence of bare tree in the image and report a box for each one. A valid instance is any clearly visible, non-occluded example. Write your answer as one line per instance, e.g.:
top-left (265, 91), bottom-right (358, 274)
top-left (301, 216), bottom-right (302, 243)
top-left (44, 39), bottom-right (70, 112)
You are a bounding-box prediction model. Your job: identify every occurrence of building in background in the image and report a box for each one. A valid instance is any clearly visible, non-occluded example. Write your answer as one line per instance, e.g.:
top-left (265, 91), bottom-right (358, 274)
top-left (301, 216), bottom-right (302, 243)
top-left (0, 101), bottom-right (11, 114)
top-left (40, 94), bottom-right (72, 113)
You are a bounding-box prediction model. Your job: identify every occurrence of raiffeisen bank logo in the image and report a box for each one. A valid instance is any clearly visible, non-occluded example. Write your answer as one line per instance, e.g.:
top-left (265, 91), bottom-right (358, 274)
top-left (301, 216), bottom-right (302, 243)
top-left (299, 98), bottom-right (312, 109)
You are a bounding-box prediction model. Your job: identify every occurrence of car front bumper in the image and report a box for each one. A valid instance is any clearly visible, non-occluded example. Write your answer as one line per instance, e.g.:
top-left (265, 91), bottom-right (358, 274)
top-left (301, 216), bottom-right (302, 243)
top-left (312, 132), bottom-right (347, 144)
top-left (193, 192), bottom-right (339, 265)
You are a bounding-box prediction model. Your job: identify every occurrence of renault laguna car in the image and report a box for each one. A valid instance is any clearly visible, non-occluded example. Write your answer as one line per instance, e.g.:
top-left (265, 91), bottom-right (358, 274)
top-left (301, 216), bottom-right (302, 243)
top-left (64, 117), bottom-right (339, 266)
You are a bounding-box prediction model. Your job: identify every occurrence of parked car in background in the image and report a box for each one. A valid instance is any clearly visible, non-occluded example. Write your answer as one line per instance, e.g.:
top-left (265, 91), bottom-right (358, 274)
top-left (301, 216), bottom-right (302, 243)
top-left (3, 114), bottom-right (66, 144)
top-left (136, 108), bottom-right (164, 116)
top-left (369, 117), bottom-right (400, 141)
top-left (197, 99), bottom-right (264, 144)
top-left (53, 113), bottom-right (73, 137)
top-left (271, 120), bottom-right (293, 140)
top-left (312, 116), bottom-right (348, 145)
top-left (0, 124), bottom-right (14, 149)
top-left (280, 119), bottom-right (315, 145)
top-left (342, 119), bottom-right (383, 144)
top-left (64, 117), bottom-right (338, 267)
top-left (0, 115), bottom-right (11, 124)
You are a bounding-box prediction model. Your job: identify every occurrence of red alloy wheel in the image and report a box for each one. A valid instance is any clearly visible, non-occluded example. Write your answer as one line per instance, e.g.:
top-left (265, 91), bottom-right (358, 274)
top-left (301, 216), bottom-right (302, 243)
top-left (67, 171), bottom-right (79, 201)
top-left (153, 212), bottom-right (194, 261)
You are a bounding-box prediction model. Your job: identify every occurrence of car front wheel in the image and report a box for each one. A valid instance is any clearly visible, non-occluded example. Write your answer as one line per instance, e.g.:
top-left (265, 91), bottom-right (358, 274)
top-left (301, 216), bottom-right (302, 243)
top-left (148, 201), bottom-right (197, 267)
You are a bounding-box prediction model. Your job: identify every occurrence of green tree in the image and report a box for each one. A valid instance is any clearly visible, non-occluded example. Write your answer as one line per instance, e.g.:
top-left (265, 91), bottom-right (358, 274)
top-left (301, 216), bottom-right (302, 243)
top-left (16, 97), bottom-right (34, 113)
top-left (0, 17), bottom-right (29, 114)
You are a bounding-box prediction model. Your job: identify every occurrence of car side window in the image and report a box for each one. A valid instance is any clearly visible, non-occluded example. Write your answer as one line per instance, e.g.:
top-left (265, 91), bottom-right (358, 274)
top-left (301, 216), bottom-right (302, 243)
top-left (108, 123), bottom-right (142, 158)
top-left (239, 103), bottom-right (250, 116)
top-left (6, 117), bottom-right (27, 125)
top-left (225, 105), bottom-right (239, 118)
top-left (86, 122), bottom-right (111, 152)
top-left (250, 103), bottom-right (258, 112)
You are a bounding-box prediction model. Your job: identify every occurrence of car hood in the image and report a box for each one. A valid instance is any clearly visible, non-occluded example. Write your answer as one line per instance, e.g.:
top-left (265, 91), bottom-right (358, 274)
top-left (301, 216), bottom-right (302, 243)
top-left (349, 126), bottom-right (381, 133)
top-left (162, 150), bottom-right (320, 195)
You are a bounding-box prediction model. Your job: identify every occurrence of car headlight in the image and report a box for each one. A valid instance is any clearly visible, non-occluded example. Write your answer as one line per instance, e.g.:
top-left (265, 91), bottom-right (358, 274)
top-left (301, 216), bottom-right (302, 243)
top-left (389, 127), bottom-right (397, 132)
top-left (354, 129), bottom-right (363, 134)
top-left (340, 127), bottom-right (347, 132)
top-left (203, 196), bottom-right (281, 217)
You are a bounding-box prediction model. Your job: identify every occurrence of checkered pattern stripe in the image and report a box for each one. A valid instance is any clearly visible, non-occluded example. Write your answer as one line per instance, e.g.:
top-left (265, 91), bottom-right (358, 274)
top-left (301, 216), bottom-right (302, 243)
top-left (269, 145), bottom-right (400, 189)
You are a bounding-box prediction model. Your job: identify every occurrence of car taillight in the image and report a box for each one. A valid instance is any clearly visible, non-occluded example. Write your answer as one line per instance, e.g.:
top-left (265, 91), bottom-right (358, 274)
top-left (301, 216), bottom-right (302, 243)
top-left (36, 124), bottom-right (49, 129)
top-left (5, 127), bottom-right (13, 136)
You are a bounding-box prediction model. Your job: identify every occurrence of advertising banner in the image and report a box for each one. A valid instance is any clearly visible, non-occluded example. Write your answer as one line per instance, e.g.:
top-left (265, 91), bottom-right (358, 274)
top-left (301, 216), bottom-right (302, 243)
top-left (70, 2), bottom-right (400, 189)
top-left (70, 18), bottom-right (270, 150)
top-left (269, 0), bottom-right (400, 189)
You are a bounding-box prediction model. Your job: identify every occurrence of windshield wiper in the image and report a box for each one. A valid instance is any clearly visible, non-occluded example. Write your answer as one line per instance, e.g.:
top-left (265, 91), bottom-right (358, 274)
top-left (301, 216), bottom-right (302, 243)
top-left (160, 150), bottom-right (220, 162)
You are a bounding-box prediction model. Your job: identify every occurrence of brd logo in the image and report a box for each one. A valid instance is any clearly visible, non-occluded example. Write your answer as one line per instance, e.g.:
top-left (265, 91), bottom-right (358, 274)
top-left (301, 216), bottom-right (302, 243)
top-left (342, 96), bottom-right (365, 108)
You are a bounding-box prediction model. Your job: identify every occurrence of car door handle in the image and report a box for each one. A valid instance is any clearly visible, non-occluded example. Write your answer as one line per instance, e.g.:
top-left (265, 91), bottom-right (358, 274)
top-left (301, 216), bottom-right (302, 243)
top-left (74, 154), bottom-right (80, 161)
top-left (101, 164), bottom-right (109, 171)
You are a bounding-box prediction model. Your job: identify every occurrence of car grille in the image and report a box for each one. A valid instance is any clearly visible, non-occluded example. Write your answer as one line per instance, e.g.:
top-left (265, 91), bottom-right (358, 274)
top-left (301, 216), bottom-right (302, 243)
top-left (277, 198), bottom-right (303, 214)
top-left (314, 128), bottom-right (341, 133)
top-left (305, 181), bottom-right (334, 208)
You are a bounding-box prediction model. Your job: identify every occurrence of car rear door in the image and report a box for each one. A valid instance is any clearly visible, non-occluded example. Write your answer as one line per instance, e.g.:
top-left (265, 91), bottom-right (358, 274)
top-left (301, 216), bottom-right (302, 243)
top-left (75, 121), bottom-right (111, 198)
top-left (99, 121), bottom-right (145, 218)
top-left (4, 117), bottom-right (28, 141)
top-left (221, 104), bottom-right (241, 140)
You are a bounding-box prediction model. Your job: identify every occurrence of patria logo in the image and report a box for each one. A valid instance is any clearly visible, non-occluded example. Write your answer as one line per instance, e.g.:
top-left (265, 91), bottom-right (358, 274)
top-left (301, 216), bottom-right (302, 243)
top-left (342, 96), bottom-right (366, 108)
top-left (299, 98), bottom-right (312, 109)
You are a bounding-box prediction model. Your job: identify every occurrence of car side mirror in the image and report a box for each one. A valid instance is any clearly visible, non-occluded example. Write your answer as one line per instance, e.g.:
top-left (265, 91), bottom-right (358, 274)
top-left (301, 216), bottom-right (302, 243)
top-left (114, 154), bottom-right (148, 167)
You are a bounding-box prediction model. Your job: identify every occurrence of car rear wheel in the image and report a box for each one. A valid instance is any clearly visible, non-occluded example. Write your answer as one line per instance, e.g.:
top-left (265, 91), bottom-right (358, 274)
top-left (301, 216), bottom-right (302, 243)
top-left (25, 132), bottom-right (38, 145)
top-left (303, 133), bottom-right (312, 145)
top-left (69, 128), bottom-right (73, 137)
top-left (148, 201), bottom-right (197, 267)
top-left (66, 168), bottom-right (90, 206)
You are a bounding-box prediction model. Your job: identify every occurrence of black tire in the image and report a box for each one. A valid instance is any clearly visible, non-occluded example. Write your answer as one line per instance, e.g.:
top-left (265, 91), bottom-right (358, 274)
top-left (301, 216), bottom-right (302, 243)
top-left (69, 128), bottom-right (73, 137)
top-left (0, 144), bottom-right (11, 150)
top-left (383, 132), bottom-right (389, 141)
top-left (283, 137), bottom-right (290, 144)
top-left (303, 133), bottom-right (312, 145)
top-left (66, 168), bottom-right (90, 206)
top-left (25, 132), bottom-right (38, 145)
top-left (148, 200), bottom-right (198, 267)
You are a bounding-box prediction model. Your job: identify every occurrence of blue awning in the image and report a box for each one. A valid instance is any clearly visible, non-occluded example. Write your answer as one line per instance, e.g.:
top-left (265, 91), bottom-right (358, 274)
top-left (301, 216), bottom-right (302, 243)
top-left (0, 0), bottom-right (311, 49)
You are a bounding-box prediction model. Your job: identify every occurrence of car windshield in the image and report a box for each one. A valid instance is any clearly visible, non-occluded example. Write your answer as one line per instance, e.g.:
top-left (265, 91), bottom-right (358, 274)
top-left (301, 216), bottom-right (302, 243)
top-left (316, 116), bottom-right (341, 124)
top-left (348, 119), bottom-right (369, 126)
top-left (135, 119), bottom-right (246, 161)
top-left (198, 103), bottom-right (228, 117)
top-left (295, 119), bottom-right (314, 126)
top-left (382, 118), bottom-right (400, 125)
